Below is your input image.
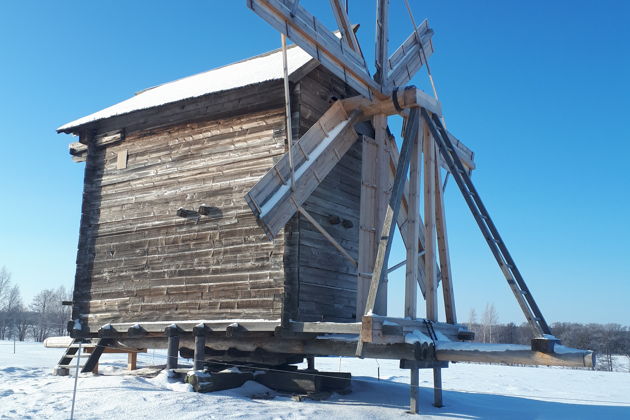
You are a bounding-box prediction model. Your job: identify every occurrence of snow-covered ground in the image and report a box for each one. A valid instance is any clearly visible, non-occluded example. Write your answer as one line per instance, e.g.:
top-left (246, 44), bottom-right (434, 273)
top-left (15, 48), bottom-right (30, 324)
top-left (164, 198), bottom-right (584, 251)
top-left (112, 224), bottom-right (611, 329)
top-left (1, 340), bottom-right (629, 419)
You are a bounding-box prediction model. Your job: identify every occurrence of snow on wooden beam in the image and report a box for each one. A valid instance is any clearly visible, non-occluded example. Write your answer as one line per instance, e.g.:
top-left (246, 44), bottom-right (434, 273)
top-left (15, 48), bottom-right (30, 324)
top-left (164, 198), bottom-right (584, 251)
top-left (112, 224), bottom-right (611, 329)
top-left (435, 342), bottom-right (595, 368)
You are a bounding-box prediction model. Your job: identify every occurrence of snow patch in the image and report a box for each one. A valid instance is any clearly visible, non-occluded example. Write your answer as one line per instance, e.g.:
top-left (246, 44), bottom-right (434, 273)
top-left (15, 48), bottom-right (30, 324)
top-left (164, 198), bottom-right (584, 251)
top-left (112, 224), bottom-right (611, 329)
top-left (58, 46), bottom-right (313, 132)
top-left (405, 329), bottom-right (432, 345)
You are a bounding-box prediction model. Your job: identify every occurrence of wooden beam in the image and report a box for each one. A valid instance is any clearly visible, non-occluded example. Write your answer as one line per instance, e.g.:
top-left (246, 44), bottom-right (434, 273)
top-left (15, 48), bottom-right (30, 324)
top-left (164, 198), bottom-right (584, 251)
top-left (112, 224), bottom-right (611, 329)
top-left (423, 119), bottom-right (438, 321)
top-left (405, 128), bottom-right (421, 319)
top-left (245, 102), bottom-right (362, 238)
top-left (357, 108), bottom-right (420, 355)
top-left (116, 335), bottom-right (594, 369)
top-left (341, 83), bottom-right (442, 119)
top-left (103, 319), bottom-right (281, 334)
top-left (288, 321), bottom-right (361, 334)
top-left (357, 134), bottom-right (379, 318)
top-left (374, 114), bottom-right (390, 316)
top-left (193, 325), bottom-right (207, 371)
top-left (247, 0), bottom-right (384, 99)
top-left (329, 0), bottom-right (362, 55)
top-left (409, 367), bottom-right (419, 414)
top-left (435, 165), bottom-right (456, 324)
top-left (435, 342), bottom-right (595, 368)
top-left (165, 325), bottom-right (183, 370)
top-left (298, 206), bottom-right (357, 266)
top-left (375, 0), bottom-right (389, 88)
top-left (386, 20), bottom-right (435, 89)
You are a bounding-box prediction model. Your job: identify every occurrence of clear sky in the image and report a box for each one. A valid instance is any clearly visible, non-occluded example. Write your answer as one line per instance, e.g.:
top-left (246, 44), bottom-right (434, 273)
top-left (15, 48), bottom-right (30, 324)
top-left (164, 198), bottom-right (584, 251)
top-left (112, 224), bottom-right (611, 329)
top-left (0, 1), bottom-right (628, 326)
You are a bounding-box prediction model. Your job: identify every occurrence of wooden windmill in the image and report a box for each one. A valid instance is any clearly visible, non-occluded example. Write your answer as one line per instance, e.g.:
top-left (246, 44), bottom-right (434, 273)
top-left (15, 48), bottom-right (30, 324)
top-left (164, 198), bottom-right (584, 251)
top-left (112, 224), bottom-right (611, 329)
top-left (243, 0), bottom-right (579, 409)
top-left (247, 0), bottom-right (551, 346)
top-left (53, 1), bottom-right (594, 414)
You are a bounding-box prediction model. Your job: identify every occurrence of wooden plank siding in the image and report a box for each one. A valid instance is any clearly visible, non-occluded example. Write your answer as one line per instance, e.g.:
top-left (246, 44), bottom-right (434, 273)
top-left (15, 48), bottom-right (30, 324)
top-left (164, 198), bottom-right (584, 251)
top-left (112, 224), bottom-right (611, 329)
top-left (74, 105), bottom-right (290, 332)
top-left (71, 64), bottom-right (364, 332)
top-left (293, 66), bottom-right (361, 322)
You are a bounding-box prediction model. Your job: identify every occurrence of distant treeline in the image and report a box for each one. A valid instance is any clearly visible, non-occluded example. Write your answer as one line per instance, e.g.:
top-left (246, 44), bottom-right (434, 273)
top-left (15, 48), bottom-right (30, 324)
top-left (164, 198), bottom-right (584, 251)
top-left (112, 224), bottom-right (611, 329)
top-left (468, 303), bottom-right (630, 371)
top-left (0, 266), bottom-right (71, 342)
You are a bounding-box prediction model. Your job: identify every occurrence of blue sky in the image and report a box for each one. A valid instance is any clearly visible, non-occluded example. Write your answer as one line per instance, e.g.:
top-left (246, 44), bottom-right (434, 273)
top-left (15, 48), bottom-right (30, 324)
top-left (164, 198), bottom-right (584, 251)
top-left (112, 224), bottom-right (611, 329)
top-left (0, 1), bottom-right (628, 325)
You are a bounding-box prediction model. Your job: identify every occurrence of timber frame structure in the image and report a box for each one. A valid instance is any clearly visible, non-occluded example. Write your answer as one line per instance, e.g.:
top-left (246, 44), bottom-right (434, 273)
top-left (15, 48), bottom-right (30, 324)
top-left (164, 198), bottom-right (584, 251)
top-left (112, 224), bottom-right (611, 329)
top-left (57, 0), bottom-right (593, 414)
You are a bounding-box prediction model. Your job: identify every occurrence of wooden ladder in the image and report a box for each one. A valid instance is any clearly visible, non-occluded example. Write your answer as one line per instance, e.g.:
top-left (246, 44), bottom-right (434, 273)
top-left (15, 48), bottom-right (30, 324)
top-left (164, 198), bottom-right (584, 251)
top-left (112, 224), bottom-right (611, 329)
top-left (421, 109), bottom-right (552, 338)
top-left (55, 338), bottom-right (111, 375)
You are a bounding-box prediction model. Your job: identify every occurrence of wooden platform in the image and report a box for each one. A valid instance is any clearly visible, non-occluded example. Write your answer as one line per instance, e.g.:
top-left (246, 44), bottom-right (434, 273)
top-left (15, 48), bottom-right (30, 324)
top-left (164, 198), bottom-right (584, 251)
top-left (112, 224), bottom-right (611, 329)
top-left (68, 316), bottom-right (594, 369)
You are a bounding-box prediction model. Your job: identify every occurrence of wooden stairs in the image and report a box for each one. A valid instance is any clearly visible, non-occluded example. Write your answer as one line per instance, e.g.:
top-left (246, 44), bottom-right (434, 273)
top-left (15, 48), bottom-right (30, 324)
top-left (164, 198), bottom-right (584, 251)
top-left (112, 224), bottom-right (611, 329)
top-left (49, 337), bottom-right (144, 376)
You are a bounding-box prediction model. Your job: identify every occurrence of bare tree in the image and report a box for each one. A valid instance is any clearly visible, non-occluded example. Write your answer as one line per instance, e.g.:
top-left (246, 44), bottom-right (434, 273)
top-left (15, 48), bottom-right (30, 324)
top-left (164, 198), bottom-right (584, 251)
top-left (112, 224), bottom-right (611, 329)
top-left (481, 303), bottom-right (499, 343)
top-left (468, 308), bottom-right (477, 330)
top-left (30, 289), bottom-right (57, 341)
top-left (50, 286), bottom-right (72, 336)
top-left (0, 267), bottom-right (13, 339)
top-left (0, 266), bottom-right (11, 308)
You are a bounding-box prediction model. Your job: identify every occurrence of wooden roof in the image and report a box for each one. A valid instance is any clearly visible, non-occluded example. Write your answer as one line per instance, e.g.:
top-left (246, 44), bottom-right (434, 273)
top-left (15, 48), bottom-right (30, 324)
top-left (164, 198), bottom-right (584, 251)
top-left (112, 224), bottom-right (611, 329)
top-left (57, 45), bottom-right (314, 134)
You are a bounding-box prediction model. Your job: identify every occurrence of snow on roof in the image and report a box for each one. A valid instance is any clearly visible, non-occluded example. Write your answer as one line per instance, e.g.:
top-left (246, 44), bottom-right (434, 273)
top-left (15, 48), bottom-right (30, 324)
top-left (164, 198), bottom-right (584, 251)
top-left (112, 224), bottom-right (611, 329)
top-left (57, 45), bottom-right (314, 132)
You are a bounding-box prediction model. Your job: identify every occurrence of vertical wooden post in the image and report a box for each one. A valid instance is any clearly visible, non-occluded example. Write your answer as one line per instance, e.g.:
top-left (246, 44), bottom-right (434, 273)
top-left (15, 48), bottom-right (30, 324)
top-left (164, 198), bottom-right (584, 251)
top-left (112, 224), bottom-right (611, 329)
top-left (423, 123), bottom-right (438, 320)
top-left (165, 325), bottom-right (181, 370)
top-left (127, 352), bottom-right (138, 371)
top-left (406, 124), bottom-right (422, 414)
top-left (409, 367), bottom-right (419, 414)
top-left (374, 115), bottom-right (390, 315)
top-left (307, 356), bottom-right (315, 370)
top-left (435, 164), bottom-right (457, 324)
top-left (423, 121), bottom-right (443, 408)
top-left (433, 367), bottom-right (443, 408)
top-left (405, 128), bottom-right (421, 319)
top-left (357, 109), bottom-right (420, 357)
top-left (372, 0), bottom-right (390, 316)
top-left (193, 325), bottom-right (207, 371)
top-left (358, 136), bottom-right (379, 319)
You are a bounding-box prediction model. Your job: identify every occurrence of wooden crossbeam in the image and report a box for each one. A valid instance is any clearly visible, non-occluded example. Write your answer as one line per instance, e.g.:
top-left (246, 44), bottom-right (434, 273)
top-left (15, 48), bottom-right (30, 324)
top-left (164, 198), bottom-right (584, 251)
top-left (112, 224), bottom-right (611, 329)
top-left (341, 88), bottom-right (442, 125)
top-left (247, 0), bottom-right (384, 100)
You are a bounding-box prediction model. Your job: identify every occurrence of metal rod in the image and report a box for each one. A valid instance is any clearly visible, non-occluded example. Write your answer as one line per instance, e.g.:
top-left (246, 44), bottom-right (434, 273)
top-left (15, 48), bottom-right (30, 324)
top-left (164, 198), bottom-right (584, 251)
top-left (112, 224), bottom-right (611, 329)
top-left (402, 0), bottom-right (445, 128)
top-left (70, 341), bottom-right (82, 420)
top-left (387, 250), bottom-right (426, 274)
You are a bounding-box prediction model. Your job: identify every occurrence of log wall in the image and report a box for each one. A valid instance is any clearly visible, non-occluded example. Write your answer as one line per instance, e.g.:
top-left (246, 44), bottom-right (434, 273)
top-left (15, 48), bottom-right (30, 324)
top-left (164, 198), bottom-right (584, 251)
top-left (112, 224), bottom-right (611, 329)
top-left (71, 66), bottom-right (363, 331)
top-left (294, 66), bottom-right (361, 322)
top-left (74, 106), bottom-right (289, 331)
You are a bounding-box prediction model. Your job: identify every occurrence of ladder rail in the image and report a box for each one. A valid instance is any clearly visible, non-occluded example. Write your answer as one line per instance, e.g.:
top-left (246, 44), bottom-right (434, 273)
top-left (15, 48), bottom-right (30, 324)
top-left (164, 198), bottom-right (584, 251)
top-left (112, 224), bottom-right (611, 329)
top-left (420, 109), bottom-right (550, 337)
top-left (428, 113), bottom-right (551, 335)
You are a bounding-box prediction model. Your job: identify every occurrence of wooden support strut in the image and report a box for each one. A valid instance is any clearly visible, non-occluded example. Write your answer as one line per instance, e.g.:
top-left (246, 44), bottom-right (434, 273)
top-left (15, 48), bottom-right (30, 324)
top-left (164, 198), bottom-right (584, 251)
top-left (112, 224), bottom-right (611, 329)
top-left (423, 117), bottom-right (438, 322)
top-left (357, 107), bottom-right (420, 356)
top-left (165, 325), bottom-right (183, 370)
top-left (434, 156), bottom-right (456, 324)
top-left (298, 206), bottom-right (357, 266)
top-left (193, 324), bottom-right (209, 371)
top-left (421, 109), bottom-right (551, 338)
top-left (405, 123), bottom-right (421, 320)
